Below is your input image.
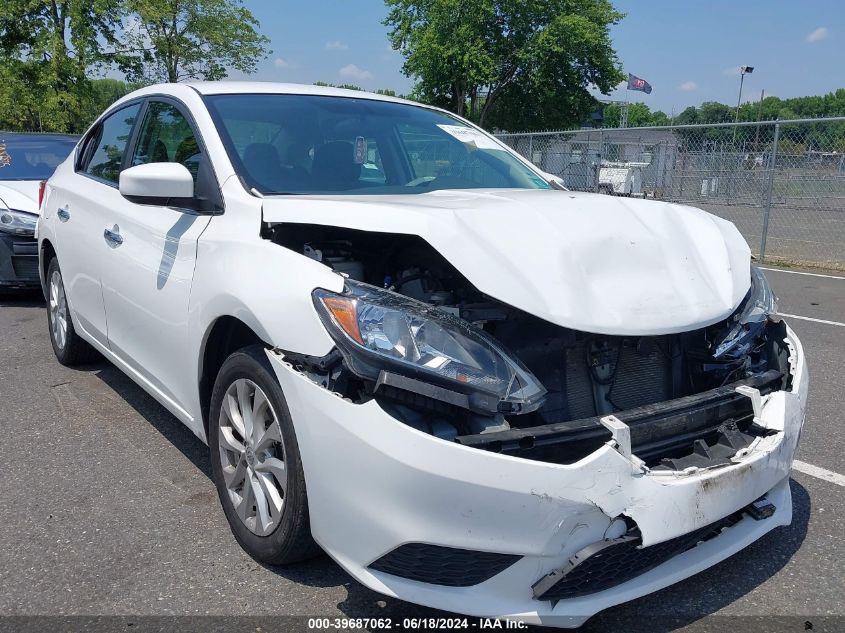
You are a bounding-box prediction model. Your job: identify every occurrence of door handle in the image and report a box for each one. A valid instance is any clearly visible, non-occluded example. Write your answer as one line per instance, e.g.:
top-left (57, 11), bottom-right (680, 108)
top-left (57, 206), bottom-right (70, 222)
top-left (103, 226), bottom-right (124, 246)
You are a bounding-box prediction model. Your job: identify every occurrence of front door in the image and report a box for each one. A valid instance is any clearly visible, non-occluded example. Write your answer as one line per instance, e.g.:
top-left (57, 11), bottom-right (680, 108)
top-left (100, 99), bottom-right (216, 418)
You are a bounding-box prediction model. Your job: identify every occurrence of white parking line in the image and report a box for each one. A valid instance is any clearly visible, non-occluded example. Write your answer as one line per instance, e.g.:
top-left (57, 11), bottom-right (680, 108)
top-left (792, 460), bottom-right (845, 488)
top-left (777, 313), bottom-right (845, 328)
top-left (759, 267), bottom-right (845, 281)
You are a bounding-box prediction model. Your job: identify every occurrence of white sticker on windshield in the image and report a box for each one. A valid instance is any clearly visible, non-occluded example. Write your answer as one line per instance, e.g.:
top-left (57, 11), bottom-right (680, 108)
top-left (436, 124), bottom-right (501, 150)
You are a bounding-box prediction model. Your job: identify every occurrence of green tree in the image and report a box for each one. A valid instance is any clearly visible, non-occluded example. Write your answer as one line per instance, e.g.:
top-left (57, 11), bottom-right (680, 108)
top-left (0, 0), bottom-right (128, 132)
top-left (81, 78), bottom-right (139, 123)
top-left (602, 102), bottom-right (670, 128)
top-left (313, 83), bottom-right (403, 97)
top-left (124, 0), bottom-right (270, 82)
top-left (313, 81), bottom-right (363, 91)
top-left (384, 0), bottom-right (624, 131)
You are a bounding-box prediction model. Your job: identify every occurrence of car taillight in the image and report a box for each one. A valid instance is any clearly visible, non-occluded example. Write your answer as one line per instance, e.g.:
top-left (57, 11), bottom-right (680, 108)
top-left (38, 180), bottom-right (47, 210)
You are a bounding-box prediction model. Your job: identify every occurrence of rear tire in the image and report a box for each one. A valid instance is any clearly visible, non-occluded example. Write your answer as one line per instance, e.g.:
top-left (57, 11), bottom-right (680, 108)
top-left (46, 257), bottom-right (100, 366)
top-left (209, 344), bottom-right (320, 565)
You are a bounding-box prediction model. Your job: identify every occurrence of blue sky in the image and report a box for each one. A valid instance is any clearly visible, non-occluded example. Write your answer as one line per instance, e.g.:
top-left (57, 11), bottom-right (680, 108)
top-left (236, 0), bottom-right (844, 114)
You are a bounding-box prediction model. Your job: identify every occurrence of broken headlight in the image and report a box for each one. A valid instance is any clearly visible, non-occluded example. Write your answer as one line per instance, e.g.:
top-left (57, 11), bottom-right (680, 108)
top-left (712, 266), bottom-right (777, 360)
top-left (312, 280), bottom-right (546, 414)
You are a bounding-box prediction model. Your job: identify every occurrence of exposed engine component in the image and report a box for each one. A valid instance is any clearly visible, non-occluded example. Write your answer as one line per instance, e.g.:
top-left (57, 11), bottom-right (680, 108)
top-left (270, 222), bottom-right (788, 461)
top-left (302, 240), bottom-right (365, 281)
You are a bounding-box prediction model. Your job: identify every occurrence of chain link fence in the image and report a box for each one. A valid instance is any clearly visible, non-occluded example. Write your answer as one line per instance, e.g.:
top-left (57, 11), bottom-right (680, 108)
top-left (497, 117), bottom-right (845, 270)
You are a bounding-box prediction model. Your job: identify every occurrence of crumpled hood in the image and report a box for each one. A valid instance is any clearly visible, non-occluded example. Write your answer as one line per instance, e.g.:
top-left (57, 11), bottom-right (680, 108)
top-left (0, 181), bottom-right (40, 215)
top-left (262, 189), bottom-right (751, 335)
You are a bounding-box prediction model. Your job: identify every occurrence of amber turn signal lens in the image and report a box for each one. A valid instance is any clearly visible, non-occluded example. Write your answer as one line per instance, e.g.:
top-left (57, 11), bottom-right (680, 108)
top-left (321, 296), bottom-right (363, 344)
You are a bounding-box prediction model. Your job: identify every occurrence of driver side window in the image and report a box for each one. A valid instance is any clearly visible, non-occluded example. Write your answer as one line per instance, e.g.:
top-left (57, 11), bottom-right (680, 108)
top-left (132, 101), bottom-right (202, 183)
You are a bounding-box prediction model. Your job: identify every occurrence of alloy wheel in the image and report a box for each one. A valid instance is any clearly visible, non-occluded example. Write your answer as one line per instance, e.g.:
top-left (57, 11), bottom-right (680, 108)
top-left (217, 378), bottom-right (287, 536)
top-left (49, 269), bottom-right (68, 351)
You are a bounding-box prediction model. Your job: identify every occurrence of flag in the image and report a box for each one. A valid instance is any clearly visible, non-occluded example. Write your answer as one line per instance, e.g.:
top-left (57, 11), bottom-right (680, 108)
top-left (627, 73), bottom-right (653, 94)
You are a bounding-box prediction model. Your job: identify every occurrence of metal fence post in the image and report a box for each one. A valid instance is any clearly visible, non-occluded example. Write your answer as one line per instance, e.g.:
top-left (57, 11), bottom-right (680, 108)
top-left (528, 134), bottom-right (534, 165)
top-left (595, 130), bottom-right (604, 192)
top-left (760, 122), bottom-right (780, 262)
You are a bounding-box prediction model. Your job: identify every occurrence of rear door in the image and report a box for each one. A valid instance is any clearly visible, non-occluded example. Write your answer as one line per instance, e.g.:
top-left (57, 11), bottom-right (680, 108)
top-left (51, 102), bottom-right (142, 347)
top-left (99, 98), bottom-right (217, 416)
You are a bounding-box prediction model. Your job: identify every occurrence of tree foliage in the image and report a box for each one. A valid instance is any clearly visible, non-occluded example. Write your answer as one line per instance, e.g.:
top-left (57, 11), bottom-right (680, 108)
top-left (601, 102), bottom-right (669, 128)
top-left (0, 0), bottom-right (269, 132)
top-left (314, 82), bottom-right (403, 97)
top-left (0, 0), bottom-right (128, 131)
top-left (384, 0), bottom-right (624, 131)
top-left (124, 0), bottom-right (270, 83)
top-left (606, 90), bottom-right (845, 151)
top-left (603, 90), bottom-right (845, 130)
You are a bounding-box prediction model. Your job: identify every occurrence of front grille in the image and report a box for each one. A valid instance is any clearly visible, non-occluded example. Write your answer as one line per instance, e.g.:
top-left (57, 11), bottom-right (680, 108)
top-left (369, 543), bottom-right (521, 587)
top-left (535, 512), bottom-right (744, 600)
top-left (11, 255), bottom-right (39, 280)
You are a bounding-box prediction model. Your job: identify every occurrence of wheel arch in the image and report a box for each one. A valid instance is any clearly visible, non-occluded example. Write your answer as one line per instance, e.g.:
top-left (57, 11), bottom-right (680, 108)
top-left (198, 314), bottom-right (272, 438)
top-left (39, 238), bottom-right (57, 299)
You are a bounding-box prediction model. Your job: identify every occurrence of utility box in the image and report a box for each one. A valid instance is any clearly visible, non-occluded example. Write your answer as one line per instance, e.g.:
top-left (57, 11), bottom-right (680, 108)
top-left (599, 161), bottom-right (648, 196)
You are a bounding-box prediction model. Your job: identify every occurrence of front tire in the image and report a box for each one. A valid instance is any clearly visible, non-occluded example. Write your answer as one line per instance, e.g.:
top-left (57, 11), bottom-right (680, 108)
top-left (209, 345), bottom-right (319, 565)
top-left (46, 257), bottom-right (100, 365)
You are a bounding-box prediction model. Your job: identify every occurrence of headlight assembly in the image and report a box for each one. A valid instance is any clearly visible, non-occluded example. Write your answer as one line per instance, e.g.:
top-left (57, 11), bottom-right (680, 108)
top-left (312, 281), bottom-right (546, 415)
top-left (713, 266), bottom-right (778, 360)
top-left (0, 207), bottom-right (37, 236)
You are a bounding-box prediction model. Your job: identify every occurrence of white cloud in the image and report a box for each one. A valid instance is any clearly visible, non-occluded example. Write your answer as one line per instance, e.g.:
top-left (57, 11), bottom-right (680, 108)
top-left (339, 64), bottom-right (372, 81)
top-left (679, 81), bottom-right (698, 92)
top-left (326, 41), bottom-right (349, 50)
top-left (274, 58), bottom-right (290, 69)
top-left (807, 27), bottom-right (829, 43)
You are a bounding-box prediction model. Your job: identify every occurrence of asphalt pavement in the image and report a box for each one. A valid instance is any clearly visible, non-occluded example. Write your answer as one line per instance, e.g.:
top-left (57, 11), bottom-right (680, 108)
top-left (0, 265), bottom-right (843, 632)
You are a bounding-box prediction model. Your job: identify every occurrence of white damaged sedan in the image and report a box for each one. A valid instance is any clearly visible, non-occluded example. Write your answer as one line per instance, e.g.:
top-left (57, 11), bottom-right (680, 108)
top-left (38, 82), bottom-right (807, 627)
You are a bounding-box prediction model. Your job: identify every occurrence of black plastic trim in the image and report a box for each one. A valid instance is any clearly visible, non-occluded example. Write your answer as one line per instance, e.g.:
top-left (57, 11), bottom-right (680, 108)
top-left (455, 370), bottom-right (783, 464)
top-left (369, 543), bottom-right (521, 587)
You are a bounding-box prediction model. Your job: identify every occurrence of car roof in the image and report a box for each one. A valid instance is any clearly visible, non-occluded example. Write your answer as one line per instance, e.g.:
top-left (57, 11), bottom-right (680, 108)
top-left (137, 81), bottom-right (414, 107)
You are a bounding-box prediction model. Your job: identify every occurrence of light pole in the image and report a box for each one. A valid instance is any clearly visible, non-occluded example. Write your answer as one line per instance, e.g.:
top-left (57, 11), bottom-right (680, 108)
top-left (733, 65), bottom-right (754, 145)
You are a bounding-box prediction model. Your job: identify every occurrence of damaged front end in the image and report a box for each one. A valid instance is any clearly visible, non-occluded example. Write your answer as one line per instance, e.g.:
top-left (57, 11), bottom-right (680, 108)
top-left (284, 233), bottom-right (789, 473)
top-left (264, 221), bottom-right (806, 626)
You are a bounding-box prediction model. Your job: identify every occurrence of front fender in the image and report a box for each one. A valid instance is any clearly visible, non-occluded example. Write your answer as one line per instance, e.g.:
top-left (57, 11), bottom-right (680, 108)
top-left (184, 188), bottom-right (344, 429)
top-left (191, 238), bottom-right (342, 356)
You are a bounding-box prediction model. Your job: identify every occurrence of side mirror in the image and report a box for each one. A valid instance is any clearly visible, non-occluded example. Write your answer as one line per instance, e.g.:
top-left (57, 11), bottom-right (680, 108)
top-left (119, 163), bottom-right (194, 202)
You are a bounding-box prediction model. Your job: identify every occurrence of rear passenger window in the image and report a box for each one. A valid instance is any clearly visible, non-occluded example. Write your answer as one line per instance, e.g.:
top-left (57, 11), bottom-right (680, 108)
top-left (83, 103), bottom-right (141, 184)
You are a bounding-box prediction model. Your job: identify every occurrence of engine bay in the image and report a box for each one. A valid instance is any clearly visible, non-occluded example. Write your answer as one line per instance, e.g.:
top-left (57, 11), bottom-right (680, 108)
top-left (268, 222), bottom-right (791, 466)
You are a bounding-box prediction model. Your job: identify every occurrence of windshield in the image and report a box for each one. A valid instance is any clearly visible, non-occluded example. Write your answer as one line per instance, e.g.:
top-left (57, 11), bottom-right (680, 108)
top-left (204, 94), bottom-right (550, 195)
top-left (0, 136), bottom-right (77, 180)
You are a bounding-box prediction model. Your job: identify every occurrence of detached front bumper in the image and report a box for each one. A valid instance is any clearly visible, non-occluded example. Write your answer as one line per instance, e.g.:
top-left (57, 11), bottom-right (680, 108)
top-left (267, 324), bottom-right (807, 628)
top-left (0, 233), bottom-right (40, 289)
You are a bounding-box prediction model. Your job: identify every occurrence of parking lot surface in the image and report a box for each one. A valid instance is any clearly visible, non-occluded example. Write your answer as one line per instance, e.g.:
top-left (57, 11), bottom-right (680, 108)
top-left (1, 265), bottom-right (843, 631)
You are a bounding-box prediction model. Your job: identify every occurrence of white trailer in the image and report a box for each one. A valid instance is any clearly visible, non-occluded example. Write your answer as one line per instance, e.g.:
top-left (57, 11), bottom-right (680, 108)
top-left (598, 161), bottom-right (649, 196)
